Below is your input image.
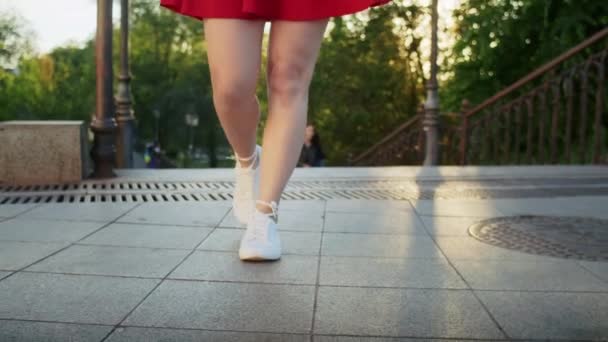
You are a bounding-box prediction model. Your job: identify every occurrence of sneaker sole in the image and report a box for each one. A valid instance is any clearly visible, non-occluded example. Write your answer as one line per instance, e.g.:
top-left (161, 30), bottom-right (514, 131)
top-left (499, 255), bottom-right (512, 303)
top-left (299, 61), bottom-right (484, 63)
top-left (239, 250), bottom-right (281, 261)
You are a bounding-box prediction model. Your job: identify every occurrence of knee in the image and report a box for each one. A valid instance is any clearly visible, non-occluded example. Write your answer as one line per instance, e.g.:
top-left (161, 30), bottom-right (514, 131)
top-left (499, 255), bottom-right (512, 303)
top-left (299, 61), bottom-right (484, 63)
top-left (212, 79), bottom-right (256, 114)
top-left (267, 60), bottom-right (310, 102)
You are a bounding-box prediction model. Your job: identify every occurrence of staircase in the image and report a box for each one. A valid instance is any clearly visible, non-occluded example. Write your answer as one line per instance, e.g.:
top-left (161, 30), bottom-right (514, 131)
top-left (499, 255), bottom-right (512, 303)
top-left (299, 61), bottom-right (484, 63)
top-left (352, 27), bottom-right (608, 166)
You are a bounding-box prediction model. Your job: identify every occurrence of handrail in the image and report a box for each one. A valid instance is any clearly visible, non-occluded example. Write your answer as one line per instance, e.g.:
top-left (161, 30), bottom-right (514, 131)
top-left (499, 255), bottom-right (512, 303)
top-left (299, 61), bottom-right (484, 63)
top-left (465, 26), bottom-right (608, 118)
top-left (351, 114), bottom-right (420, 165)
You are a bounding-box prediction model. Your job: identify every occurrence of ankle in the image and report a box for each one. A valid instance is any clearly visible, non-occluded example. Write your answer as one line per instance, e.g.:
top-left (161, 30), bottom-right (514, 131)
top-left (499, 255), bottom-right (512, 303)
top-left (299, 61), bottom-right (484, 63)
top-left (255, 202), bottom-right (273, 214)
top-left (255, 199), bottom-right (279, 222)
top-left (238, 157), bottom-right (256, 168)
top-left (235, 146), bottom-right (258, 168)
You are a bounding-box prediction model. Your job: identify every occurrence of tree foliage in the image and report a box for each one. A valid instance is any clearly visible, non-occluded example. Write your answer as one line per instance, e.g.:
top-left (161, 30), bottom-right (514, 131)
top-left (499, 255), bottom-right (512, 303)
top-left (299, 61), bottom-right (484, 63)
top-left (308, 2), bottom-right (426, 163)
top-left (0, 0), bottom-right (422, 166)
top-left (442, 0), bottom-right (608, 111)
top-left (0, 11), bottom-right (32, 68)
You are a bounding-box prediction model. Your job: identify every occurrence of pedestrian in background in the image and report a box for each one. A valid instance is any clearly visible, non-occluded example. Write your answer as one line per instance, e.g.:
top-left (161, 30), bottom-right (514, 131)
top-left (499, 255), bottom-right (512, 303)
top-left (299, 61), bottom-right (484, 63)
top-left (299, 124), bottom-right (325, 167)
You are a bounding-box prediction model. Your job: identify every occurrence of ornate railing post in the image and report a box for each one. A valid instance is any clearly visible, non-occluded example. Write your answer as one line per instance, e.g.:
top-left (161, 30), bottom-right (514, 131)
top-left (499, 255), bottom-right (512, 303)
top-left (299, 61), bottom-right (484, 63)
top-left (115, 0), bottom-right (135, 168)
top-left (459, 100), bottom-right (470, 165)
top-left (592, 51), bottom-right (606, 164)
top-left (90, 0), bottom-right (117, 178)
top-left (416, 105), bottom-right (426, 162)
top-left (423, 0), bottom-right (440, 166)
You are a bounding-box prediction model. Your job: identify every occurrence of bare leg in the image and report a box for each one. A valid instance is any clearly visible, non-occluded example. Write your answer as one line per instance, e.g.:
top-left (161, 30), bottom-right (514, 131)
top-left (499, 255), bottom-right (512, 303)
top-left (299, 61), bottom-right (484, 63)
top-left (203, 18), bottom-right (266, 166)
top-left (256, 19), bottom-right (329, 213)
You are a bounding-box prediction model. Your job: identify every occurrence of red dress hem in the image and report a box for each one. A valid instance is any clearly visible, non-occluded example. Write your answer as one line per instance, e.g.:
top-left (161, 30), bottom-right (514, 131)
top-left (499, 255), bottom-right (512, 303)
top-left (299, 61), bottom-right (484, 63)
top-left (160, 0), bottom-right (392, 21)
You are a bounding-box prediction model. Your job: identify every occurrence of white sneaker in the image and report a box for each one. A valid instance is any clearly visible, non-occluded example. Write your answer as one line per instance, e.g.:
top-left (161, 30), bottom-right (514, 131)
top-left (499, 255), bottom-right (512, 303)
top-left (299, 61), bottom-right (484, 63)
top-left (232, 144), bottom-right (262, 225)
top-left (239, 200), bottom-right (282, 261)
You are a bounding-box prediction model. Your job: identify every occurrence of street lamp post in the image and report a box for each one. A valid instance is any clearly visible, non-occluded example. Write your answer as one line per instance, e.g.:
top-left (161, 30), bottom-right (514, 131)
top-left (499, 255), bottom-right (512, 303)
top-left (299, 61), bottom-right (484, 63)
top-left (423, 0), bottom-right (440, 166)
top-left (185, 113), bottom-right (199, 156)
top-left (115, 0), bottom-right (135, 168)
top-left (90, 0), bottom-right (117, 178)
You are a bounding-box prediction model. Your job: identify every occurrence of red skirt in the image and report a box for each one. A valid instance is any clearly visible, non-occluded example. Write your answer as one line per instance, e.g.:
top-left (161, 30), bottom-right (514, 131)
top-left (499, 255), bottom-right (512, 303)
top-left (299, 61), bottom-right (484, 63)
top-left (160, 0), bottom-right (392, 21)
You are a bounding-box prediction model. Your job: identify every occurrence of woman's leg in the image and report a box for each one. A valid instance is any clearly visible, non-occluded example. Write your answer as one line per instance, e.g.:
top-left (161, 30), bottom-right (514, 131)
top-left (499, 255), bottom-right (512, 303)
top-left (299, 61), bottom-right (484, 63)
top-left (257, 19), bottom-right (329, 213)
top-left (203, 18), bottom-right (266, 165)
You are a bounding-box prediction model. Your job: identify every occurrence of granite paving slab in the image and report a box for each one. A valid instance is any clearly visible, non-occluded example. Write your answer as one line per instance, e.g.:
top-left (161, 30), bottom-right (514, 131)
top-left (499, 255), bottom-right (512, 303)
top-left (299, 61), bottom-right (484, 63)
top-left (106, 326), bottom-right (309, 342)
top-left (325, 199), bottom-right (413, 214)
top-left (123, 280), bottom-right (315, 333)
top-left (324, 211), bottom-right (426, 235)
top-left (0, 204), bottom-right (39, 218)
top-left (433, 236), bottom-right (563, 261)
top-left (0, 320), bottom-right (113, 342)
top-left (79, 223), bottom-right (213, 249)
top-left (319, 256), bottom-right (466, 289)
top-left (26, 244), bottom-right (189, 278)
top-left (0, 272), bottom-right (158, 324)
top-left (169, 251), bottom-right (318, 285)
top-left (322, 233), bottom-right (444, 258)
top-left (412, 199), bottom-right (506, 217)
top-left (314, 337), bottom-right (507, 342)
top-left (314, 286), bottom-right (505, 339)
top-left (20, 203), bottom-right (138, 222)
top-left (450, 259), bottom-right (608, 291)
top-left (420, 215), bottom-right (481, 236)
top-left (580, 261), bottom-right (608, 283)
top-left (119, 202), bottom-right (229, 227)
top-left (477, 290), bottom-right (608, 339)
top-left (0, 240), bottom-right (68, 270)
top-left (198, 228), bottom-right (321, 255)
top-left (0, 218), bottom-right (104, 243)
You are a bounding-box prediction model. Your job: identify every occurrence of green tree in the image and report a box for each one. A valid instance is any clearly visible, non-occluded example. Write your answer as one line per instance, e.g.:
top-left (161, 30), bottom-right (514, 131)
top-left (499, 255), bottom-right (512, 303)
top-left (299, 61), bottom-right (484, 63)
top-left (0, 43), bottom-right (94, 122)
top-left (1, 0), bottom-right (427, 167)
top-left (308, 2), bottom-right (426, 164)
top-left (0, 11), bottom-right (32, 68)
top-left (127, 0), bottom-right (225, 165)
top-left (442, 0), bottom-right (608, 111)
top-left (0, 11), bottom-right (35, 119)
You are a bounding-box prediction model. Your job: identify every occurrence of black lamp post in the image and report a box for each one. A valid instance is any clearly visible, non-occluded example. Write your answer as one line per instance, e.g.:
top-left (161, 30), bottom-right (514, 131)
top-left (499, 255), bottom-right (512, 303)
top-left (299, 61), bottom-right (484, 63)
top-left (115, 0), bottom-right (135, 168)
top-left (423, 0), bottom-right (440, 166)
top-left (90, 0), bottom-right (117, 178)
top-left (185, 113), bottom-right (199, 157)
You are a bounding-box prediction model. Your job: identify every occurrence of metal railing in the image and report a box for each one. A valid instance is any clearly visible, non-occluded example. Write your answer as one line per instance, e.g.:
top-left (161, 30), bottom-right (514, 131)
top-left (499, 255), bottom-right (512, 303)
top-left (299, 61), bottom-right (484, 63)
top-left (452, 27), bottom-right (608, 165)
top-left (351, 106), bottom-right (425, 166)
top-left (354, 27), bottom-right (608, 166)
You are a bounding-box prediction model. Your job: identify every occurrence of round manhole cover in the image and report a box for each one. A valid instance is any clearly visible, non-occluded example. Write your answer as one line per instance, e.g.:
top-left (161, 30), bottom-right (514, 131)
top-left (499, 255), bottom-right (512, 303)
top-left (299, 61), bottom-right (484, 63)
top-left (469, 216), bottom-right (608, 261)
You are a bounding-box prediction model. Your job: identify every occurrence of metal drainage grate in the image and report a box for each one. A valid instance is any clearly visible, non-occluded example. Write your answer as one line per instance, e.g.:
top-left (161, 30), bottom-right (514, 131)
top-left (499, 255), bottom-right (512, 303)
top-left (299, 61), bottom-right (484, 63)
top-left (0, 181), bottom-right (235, 193)
top-left (3, 177), bottom-right (608, 193)
top-left (0, 189), bottom-right (418, 205)
top-left (469, 215), bottom-right (608, 261)
top-left (2, 179), bottom-right (608, 205)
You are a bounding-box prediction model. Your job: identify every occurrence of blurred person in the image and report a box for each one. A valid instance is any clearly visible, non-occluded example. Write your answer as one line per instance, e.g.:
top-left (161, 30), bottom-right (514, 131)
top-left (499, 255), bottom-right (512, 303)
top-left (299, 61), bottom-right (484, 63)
top-left (151, 141), bottom-right (162, 168)
top-left (144, 141), bottom-right (161, 169)
top-left (299, 124), bottom-right (325, 167)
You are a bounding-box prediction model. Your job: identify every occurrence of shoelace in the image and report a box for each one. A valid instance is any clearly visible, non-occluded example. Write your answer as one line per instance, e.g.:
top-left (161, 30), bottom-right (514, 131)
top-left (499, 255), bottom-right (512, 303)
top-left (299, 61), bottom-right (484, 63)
top-left (248, 216), bottom-right (268, 242)
top-left (247, 200), bottom-right (279, 242)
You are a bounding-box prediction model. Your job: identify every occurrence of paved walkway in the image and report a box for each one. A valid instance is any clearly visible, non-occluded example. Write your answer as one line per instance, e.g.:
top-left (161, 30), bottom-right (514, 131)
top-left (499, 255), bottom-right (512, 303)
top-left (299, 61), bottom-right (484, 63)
top-left (0, 166), bottom-right (607, 341)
